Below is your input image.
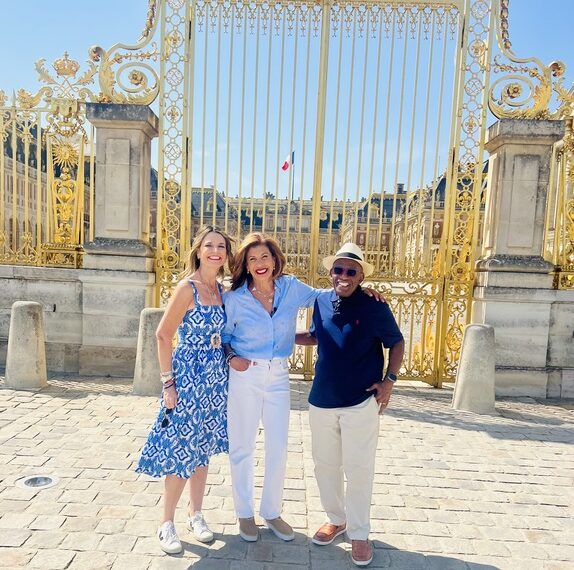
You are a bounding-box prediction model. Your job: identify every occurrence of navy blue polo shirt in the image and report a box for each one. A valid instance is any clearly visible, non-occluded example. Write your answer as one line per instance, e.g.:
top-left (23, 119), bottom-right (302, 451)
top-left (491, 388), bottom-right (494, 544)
top-left (308, 287), bottom-right (403, 408)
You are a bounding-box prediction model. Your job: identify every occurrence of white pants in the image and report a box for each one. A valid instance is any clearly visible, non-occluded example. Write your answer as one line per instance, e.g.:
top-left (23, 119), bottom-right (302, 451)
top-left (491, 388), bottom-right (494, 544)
top-left (228, 358), bottom-right (290, 519)
top-left (309, 396), bottom-right (380, 540)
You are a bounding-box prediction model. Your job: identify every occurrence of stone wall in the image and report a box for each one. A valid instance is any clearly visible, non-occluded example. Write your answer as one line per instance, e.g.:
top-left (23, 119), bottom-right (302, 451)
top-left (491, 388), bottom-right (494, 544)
top-left (0, 264), bottom-right (155, 377)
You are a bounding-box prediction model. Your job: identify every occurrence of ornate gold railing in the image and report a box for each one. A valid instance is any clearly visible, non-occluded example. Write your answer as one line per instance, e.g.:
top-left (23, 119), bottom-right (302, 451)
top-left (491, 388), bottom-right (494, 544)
top-left (0, 53), bottom-right (97, 268)
top-left (546, 118), bottom-right (574, 289)
top-left (0, 0), bottom-right (160, 268)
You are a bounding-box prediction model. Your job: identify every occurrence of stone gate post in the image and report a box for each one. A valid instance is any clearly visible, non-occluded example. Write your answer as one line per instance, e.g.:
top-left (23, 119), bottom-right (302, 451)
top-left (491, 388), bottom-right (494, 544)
top-left (472, 119), bottom-right (569, 397)
top-left (80, 103), bottom-right (158, 376)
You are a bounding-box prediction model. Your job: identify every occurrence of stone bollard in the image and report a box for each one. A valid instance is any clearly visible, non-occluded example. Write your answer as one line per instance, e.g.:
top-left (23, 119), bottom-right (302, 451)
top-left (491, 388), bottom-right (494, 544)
top-left (5, 301), bottom-right (48, 391)
top-left (452, 324), bottom-right (496, 414)
top-left (133, 308), bottom-right (164, 397)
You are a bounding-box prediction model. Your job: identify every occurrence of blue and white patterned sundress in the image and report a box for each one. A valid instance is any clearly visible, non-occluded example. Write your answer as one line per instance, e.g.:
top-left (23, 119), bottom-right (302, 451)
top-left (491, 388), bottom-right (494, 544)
top-left (136, 281), bottom-right (228, 478)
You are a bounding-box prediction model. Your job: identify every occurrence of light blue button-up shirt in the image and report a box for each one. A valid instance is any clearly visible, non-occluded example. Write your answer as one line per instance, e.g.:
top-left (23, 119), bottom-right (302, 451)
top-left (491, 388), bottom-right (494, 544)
top-left (222, 274), bottom-right (319, 360)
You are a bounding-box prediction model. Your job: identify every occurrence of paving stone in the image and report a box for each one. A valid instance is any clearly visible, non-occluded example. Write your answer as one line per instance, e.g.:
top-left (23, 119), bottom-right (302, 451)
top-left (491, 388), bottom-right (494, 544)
top-left (133, 536), bottom-right (170, 556)
top-left (60, 503), bottom-right (101, 517)
top-left (426, 555), bottom-right (469, 570)
top-left (545, 563), bottom-right (574, 570)
top-left (0, 487), bottom-right (38, 501)
top-left (98, 534), bottom-right (138, 554)
top-left (387, 550), bottom-right (429, 569)
top-left (0, 512), bottom-right (36, 529)
top-left (67, 550), bottom-right (117, 569)
top-left (247, 542), bottom-right (274, 562)
top-left (0, 499), bottom-right (28, 514)
top-left (229, 562), bottom-right (265, 570)
top-left (60, 531), bottom-right (103, 551)
top-left (124, 519), bottom-right (156, 537)
top-left (271, 543), bottom-right (310, 565)
top-left (0, 528), bottom-right (31, 547)
top-left (204, 537), bottom-right (246, 560)
top-left (28, 548), bottom-right (76, 569)
top-left (0, 546), bottom-right (35, 566)
top-left (61, 516), bottom-right (99, 532)
top-left (97, 504), bottom-right (140, 520)
top-left (110, 553), bottom-right (154, 569)
top-left (24, 530), bottom-right (67, 549)
top-left (130, 492), bottom-right (161, 507)
top-left (28, 515), bottom-right (66, 531)
top-left (95, 518), bottom-right (127, 535)
top-left (56, 489), bottom-right (98, 504)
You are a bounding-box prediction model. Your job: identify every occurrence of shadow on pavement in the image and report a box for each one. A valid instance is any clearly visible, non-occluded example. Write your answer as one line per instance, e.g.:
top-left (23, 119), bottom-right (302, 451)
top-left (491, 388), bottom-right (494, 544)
top-left (162, 532), bottom-right (502, 569)
top-left (289, 380), bottom-right (574, 445)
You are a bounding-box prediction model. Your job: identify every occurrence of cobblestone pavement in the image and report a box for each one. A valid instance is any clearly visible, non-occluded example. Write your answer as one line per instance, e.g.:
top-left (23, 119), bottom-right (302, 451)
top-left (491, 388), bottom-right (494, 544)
top-left (0, 377), bottom-right (573, 570)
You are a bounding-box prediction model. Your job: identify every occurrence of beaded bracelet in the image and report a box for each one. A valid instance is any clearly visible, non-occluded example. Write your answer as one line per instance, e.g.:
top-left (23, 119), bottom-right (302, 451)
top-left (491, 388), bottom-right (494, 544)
top-left (225, 352), bottom-right (237, 365)
top-left (160, 370), bottom-right (173, 379)
top-left (162, 380), bottom-right (175, 390)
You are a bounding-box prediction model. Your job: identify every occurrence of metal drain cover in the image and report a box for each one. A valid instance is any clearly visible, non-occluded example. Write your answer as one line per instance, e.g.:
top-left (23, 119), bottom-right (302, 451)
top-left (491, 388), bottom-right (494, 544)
top-left (15, 474), bottom-right (59, 490)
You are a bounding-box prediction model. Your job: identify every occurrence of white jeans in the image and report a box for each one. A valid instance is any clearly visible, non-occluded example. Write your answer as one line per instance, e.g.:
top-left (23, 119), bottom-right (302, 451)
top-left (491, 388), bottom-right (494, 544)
top-left (309, 396), bottom-right (380, 540)
top-left (228, 358), bottom-right (290, 520)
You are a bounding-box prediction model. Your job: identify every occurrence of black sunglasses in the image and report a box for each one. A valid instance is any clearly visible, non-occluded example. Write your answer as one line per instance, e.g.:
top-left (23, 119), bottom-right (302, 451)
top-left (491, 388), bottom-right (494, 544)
top-left (161, 407), bottom-right (174, 428)
top-left (332, 266), bottom-right (358, 277)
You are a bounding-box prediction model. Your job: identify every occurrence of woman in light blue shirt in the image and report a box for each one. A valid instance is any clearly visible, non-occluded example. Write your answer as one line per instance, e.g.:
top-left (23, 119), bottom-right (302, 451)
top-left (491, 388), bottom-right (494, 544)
top-left (222, 232), bottom-right (380, 543)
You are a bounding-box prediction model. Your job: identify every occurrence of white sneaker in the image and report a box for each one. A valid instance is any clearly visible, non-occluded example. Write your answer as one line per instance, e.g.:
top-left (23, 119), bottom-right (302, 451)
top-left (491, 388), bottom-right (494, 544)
top-left (187, 511), bottom-right (214, 543)
top-left (157, 520), bottom-right (183, 554)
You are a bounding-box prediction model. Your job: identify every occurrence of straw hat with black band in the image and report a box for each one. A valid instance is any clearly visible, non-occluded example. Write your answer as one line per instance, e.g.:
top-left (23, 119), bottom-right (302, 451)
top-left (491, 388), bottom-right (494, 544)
top-left (322, 243), bottom-right (374, 277)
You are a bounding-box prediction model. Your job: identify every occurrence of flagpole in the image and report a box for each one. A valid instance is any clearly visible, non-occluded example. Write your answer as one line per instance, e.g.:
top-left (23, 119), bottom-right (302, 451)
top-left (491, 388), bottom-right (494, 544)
top-left (290, 159), bottom-right (295, 202)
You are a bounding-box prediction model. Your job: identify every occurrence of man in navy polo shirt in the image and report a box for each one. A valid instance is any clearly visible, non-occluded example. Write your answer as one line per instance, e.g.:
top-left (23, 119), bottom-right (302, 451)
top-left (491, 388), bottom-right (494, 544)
top-left (296, 243), bottom-right (404, 567)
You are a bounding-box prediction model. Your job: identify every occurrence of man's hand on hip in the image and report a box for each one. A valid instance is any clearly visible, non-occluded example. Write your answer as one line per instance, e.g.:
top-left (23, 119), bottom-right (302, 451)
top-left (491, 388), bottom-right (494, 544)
top-left (366, 380), bottom-right (394, 414)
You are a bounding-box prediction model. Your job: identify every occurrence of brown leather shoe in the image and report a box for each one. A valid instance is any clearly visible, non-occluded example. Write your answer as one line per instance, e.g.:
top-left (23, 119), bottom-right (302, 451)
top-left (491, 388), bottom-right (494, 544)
top-left (312, 522), bottom-right (346, 545)
top-left (238, 517), bottom-right (259, 542)
top-left (351, 539), bottom-right (373, 566)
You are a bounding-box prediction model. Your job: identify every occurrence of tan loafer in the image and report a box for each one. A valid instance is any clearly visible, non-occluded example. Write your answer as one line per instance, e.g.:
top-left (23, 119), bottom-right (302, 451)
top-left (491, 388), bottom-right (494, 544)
top-left (312, 522), bottom-right (347, 545)
top-left (238, 517), bottom-right (259, 542)
top-left (351, 539), bottom-right (373, 566)
top-left (264, 517), bottom-right (295, 541)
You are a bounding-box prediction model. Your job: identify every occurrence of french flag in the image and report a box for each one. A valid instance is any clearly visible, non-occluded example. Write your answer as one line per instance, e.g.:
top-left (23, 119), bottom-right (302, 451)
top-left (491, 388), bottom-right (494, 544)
top-left (281, 151), bottom-right (294, 171)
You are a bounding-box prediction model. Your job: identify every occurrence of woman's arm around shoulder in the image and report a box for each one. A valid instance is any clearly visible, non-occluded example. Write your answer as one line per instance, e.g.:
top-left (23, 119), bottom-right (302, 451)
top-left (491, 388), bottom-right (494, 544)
top-left (295, 330), bottom-right (317, 346)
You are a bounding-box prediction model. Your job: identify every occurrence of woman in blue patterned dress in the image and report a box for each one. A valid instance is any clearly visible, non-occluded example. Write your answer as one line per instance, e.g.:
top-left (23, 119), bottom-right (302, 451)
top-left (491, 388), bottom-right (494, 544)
top-left (137, 226), bottom-right (234, 554)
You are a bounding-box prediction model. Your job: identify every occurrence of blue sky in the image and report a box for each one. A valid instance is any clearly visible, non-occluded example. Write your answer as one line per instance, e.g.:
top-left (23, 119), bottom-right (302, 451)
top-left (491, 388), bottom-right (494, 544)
top-left (1, 1), bottom-right (571, 92)
top-left (1, 1), bottom-right (572, 200)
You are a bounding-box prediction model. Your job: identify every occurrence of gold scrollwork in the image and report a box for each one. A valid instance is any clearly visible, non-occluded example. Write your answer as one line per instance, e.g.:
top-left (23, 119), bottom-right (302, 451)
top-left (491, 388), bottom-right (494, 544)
top-left (489, 60), bottom-right (553, 120)
top-left (489, 0), bottom-right (574, 120)
top-left (140, 0), bottom-right (159, 41)
top-left (89, 1), bottom-right (161, 105)
top-left (90, 45), bottom-right (160, 105)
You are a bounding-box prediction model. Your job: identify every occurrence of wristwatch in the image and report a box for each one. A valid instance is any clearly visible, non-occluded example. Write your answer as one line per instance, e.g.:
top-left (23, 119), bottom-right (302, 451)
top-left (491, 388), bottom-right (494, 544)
top-left (383, 372), bottom-right (397, 383)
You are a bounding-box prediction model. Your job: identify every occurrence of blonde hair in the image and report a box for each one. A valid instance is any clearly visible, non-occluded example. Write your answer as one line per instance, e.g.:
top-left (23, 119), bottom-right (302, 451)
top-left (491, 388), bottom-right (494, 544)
top-left (231, 232), bottom-right (286, 290)
top-left (181, 225), bottom-right (234, 279)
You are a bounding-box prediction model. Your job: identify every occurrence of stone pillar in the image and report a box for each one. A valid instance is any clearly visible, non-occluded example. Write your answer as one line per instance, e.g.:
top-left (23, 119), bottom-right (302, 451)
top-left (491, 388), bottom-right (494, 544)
top-left (452, 325), bottom-right (496, 414)
top-left (5, 302), bottom-right (47, 390)
top-left (133, 308), bottom-right (164, 396)
top-left (85, 103), bottom-right (158, 270)
top-left (80, 104), bottom-right (158, 376)
top-left (472, 119), bottom-right (565, 397)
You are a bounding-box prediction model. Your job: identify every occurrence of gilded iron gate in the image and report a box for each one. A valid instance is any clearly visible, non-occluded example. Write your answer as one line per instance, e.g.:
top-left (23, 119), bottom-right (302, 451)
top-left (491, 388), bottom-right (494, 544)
top-left (149, 0), bottom-right (495, 384)
top-left (1, 3), bottom-right (572, 381)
